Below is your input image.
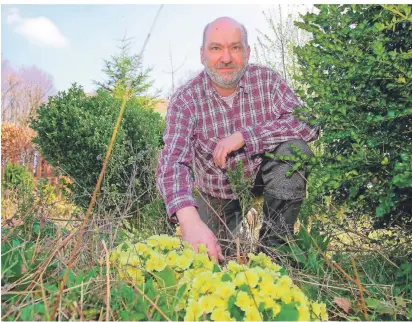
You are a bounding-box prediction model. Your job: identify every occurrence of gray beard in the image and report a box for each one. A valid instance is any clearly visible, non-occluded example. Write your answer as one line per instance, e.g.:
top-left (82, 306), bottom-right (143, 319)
top-left (203, 59), bottom-right (248, 89)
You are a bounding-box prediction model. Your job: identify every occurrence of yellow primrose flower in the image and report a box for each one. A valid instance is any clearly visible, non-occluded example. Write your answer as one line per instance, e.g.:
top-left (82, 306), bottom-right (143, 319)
top-left (250, 288), bottom-right (265, 306)
top-left (181, 269), bottom-right (195, 283)
top-left (235, 291), bottom-right (253, 311)
top-left (262, 298), bottom-right (281, 318)
top-left (182, 248), bottom-right (195, 260)
top-left (193, 253), bottom-right (210, 269)
top-left (146, 252), bottom-right (167, 272)
top-left (128, 255), bottom-right (141, 266)
top-left (184, 301), bottom-right (203, 321)
top-left (260, 271), bottom-right (274, 284)
top-left (271, 302), bottom-right (281, 317)
top-left (125, 266), bottom-right (144, 284)
top-left (175, 298), bottom-right (186, 312)
top-left (200, 280), bottom-right (214, 294)
top-left (291, 286), bottom-right (309, 306)
top-left (244, 306), bottom-right (262, 321)
top-left (211, 307), bottom-right (235, 322)
top-left (197, 244), bottom-right (208, 254)
top-left (118, 252), bottom-right (132, 266)
top-left (214, 281), bottom-right (236, 301)
top-left (281, 289), bottom-right (293, 304)
top-left (278, 275), bottom-right (293, 289)
top-left (234, 272), bottom-right (247, 287)
top-left (176, 254), bottom-right (193, 270)
top-left (311, 301), bottom-right (322, 317)
top-left (109, 251), bottom-right (119, 263)
top-left (198, 294), bottom-right (216, 313)
top-left (147, 236), bottom-right (160, 248)
top-left (297, 304), bottom-right (311, 321)
top-left (168, 236), bottom-right (181, 250)
top-left (244, 270), bottom-right (259, 288)
top-left (311, 302), bottom-right (328, 321)
top-left (134, 243), bottom-right (150, 256)
top-left (211, 295), bottom-right (227, 309)
top-left (166, 251), bottom-right (178, 267)
top-left (260, 281), bottom-right (277, 298)
top-left (227, 260), bottom-right (243, 274)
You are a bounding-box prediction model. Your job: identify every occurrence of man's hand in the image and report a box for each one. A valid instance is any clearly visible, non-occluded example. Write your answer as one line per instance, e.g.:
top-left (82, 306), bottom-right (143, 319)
top-left (176, 206), bottom-right (224, 263)
top-left (213, 131), bottom-right (245, 169)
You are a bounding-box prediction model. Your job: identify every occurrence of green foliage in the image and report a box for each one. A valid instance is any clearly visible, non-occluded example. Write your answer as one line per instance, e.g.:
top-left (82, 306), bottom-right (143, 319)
top-left (30, 84), bottom-right (165, 212)
top-left (294, 5), bottom-right (412, 228)
top-left (2, 163), bottom-right (34, 194)
top-left (93, 36), bottom-right (153, 97)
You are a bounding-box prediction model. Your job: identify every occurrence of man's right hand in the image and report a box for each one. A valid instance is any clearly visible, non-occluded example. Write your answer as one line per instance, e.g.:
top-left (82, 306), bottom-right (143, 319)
top-left (176, 206), bottom-right (225, 263)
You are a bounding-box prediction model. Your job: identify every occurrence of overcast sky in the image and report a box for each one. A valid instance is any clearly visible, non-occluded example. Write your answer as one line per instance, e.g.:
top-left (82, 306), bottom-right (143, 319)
top-left (2, 4), bottom-right (313, 98)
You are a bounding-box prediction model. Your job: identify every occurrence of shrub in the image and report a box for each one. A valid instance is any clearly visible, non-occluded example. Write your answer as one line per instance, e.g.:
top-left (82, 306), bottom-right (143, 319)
top-left (110, 234), bottom-right (329, 321)
top-left (2, 163), bottom-right (34, 194)
top-left (30, 84), bottom-right (165, 212)
top-left (293, 5), bottom-right (412, 228)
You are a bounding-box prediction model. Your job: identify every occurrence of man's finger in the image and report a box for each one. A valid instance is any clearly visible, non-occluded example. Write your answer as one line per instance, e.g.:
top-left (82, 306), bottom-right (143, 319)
top-left (216, 244), bottom-right (225, 261)
top-left (213, 145), bottom-right (222, 167)
top-left (207, 242), bottom-right (219, 263)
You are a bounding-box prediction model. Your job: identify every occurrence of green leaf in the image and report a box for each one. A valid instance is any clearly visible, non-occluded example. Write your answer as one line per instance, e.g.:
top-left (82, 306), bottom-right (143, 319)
top-left (365, 298), bottom-right (380, 308)
top-left (212, 263), bottom-right (222, 273)
top-left (171, 283), bottom-right (187, 311)
top-left (377, 305), bottom-right (395, 315)
top-left (152, 266), bottom-right (177, 290)
top-left (221, 272), bottom-right (233, 282)
top-left (374, 22), bottom-right (385, 31)
top-left (227, 294), bottom-right (236, 311)
top-left (274, 303), bottom-right (299, 321)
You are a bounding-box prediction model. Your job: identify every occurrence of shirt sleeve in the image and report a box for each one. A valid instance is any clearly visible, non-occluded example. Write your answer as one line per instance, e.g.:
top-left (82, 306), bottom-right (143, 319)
top-left (239, 73), bottom-right (319, 156)
top-left (156, 95), bottom-right (198, 221)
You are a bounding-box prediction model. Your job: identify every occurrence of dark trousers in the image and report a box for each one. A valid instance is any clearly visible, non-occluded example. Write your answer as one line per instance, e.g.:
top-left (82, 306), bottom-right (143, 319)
top-left (196, 139), bottom-right (314, 256)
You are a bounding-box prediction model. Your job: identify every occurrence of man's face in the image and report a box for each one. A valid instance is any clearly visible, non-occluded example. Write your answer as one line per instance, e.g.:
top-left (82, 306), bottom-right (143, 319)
top-left (201, 20), bottom-right (250, 89)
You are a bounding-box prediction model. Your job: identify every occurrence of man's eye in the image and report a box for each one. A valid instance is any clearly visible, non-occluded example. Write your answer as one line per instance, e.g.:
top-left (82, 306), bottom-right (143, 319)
top-left (211, 47), bottom-right (220, 51)
top-left (232, 46), bottom-right (241, 50)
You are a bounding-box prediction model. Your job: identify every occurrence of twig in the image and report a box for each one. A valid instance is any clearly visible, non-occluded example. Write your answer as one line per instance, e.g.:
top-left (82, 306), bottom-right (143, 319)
top-left (352, 257), bottom-right (369, 321)
top-left (39, 274), bottom-right (51, 321)
top-left (102, 240), bottom-right (111, 322)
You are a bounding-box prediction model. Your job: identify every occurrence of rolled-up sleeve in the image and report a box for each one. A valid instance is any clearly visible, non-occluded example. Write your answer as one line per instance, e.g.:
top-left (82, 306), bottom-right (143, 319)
top-left (156, 95), bottom-right (198, 220)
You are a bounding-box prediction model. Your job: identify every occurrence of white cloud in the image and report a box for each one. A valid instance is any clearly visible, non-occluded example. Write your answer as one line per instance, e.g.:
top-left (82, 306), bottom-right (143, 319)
top-left (6, 7), bottom-right (69, 48)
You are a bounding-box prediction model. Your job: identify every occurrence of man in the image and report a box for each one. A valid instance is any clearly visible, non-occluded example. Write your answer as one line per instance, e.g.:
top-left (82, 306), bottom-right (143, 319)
top-left (156, 17), bottom-right (318, 262)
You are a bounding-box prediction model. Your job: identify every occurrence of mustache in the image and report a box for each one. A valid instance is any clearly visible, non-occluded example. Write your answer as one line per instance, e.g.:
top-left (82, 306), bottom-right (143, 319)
top-left (215, 62), bottom-right (238, 69)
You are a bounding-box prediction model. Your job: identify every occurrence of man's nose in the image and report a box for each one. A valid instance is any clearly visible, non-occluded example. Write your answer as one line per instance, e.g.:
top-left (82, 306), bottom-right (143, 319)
top-left (221, 48), bottom-right (232, 64)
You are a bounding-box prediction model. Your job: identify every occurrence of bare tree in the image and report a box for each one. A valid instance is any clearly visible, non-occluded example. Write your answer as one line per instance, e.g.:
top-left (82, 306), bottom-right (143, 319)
top-left (1, 58), bottom-right (55, 125)
top-left (171, 68), bottom-right (202, 97)
top-left (163, 43), bottom-right (186, 96)
top-left (254, 5), bottom-right (314, 89)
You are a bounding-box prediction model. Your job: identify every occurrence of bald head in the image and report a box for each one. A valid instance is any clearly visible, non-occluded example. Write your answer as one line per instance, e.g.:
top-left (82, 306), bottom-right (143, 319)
top-left (202, 17), bottom-right (248, 48)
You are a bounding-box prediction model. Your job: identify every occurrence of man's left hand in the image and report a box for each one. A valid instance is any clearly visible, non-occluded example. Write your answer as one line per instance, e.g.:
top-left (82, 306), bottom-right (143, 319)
top-left (213, 131), bottom-right (245, 169)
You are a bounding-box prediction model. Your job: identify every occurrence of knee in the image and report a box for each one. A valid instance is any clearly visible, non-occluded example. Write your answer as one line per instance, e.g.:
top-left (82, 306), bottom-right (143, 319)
top-left (273, 139), bottom-right (314, 157)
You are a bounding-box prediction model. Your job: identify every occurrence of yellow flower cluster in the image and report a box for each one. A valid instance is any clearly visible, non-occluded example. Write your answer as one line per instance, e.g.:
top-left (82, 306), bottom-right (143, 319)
top-left (109, 234), bottom-right (329, 321)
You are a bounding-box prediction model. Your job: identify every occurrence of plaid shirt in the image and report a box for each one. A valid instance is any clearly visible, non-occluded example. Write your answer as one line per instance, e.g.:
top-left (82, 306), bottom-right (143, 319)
top-left (156, 64), bottom-right (318, 219)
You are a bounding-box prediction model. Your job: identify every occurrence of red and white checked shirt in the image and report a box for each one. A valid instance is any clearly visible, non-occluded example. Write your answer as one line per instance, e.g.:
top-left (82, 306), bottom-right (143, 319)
top-left (156, 64), bottom-right (318, 219)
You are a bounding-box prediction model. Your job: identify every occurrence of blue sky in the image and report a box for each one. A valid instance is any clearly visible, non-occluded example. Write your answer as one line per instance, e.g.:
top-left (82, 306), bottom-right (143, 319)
top-left (1, 4), bottom-right (306, 98)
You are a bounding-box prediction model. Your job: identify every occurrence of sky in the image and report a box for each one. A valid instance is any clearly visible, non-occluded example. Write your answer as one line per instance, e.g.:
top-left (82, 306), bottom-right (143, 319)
top-left (1, 4), bottom-right (311, 98)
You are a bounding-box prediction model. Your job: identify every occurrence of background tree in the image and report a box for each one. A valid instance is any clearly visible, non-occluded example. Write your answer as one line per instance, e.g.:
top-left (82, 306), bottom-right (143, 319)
top-left (1, 57), bottom-right (55, 125)
top-left (92, 36), bottom-right (153, 98)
